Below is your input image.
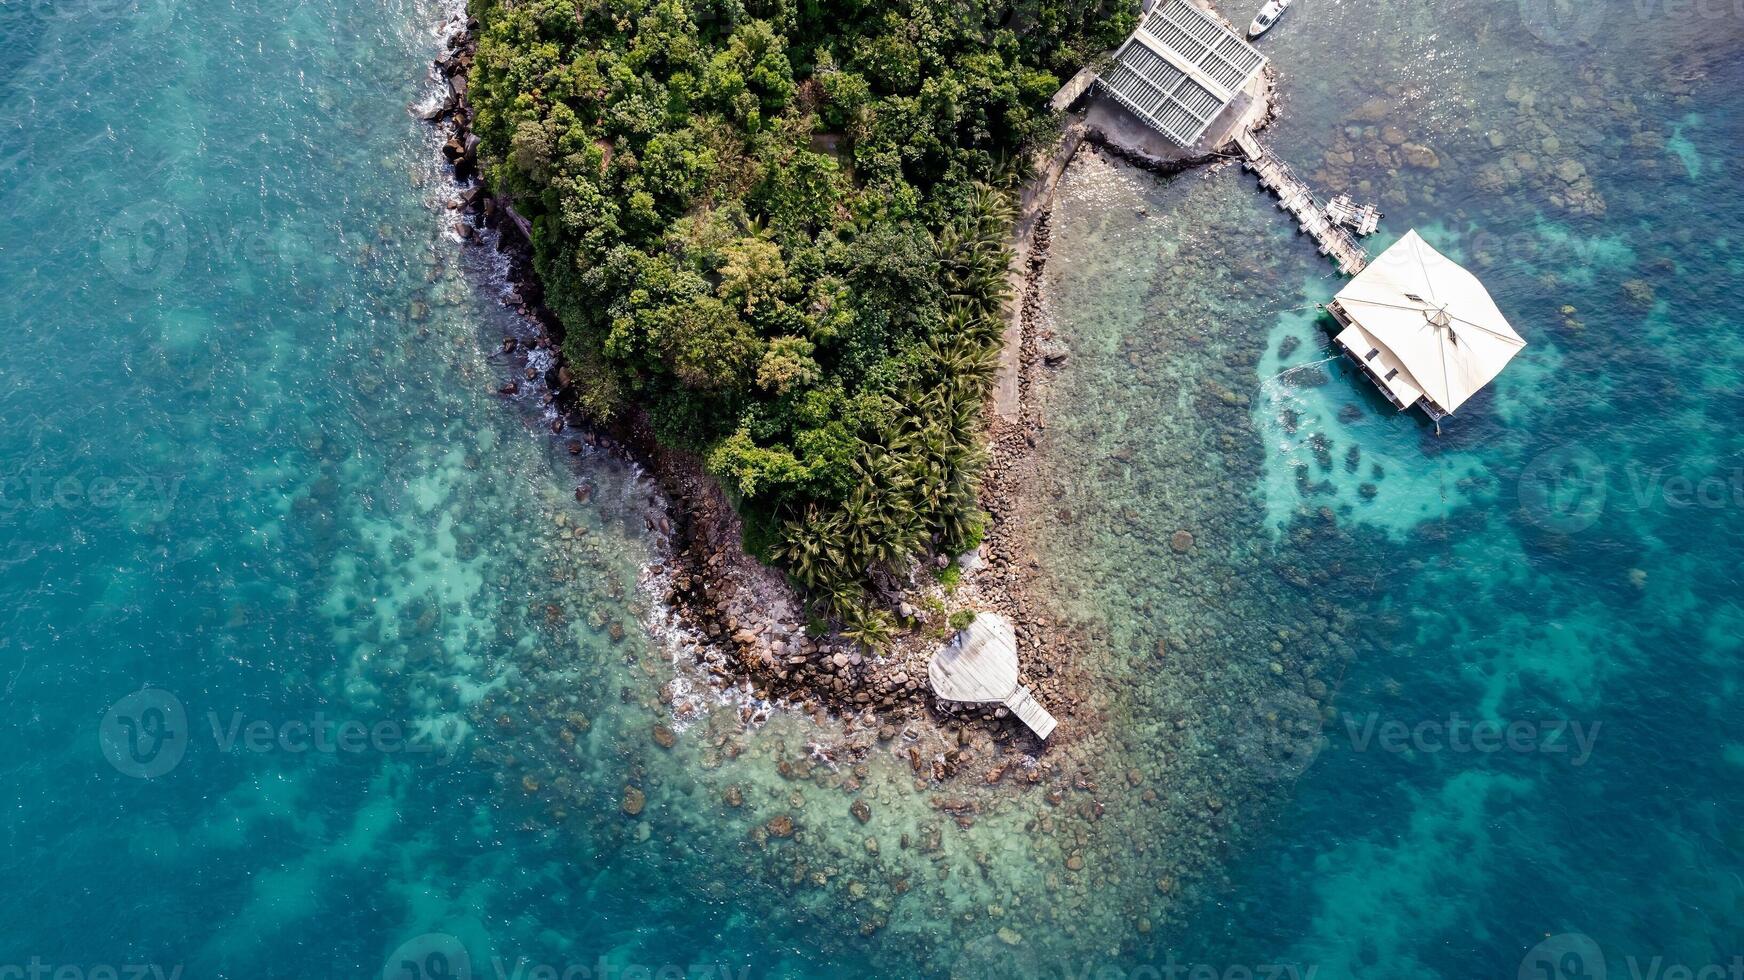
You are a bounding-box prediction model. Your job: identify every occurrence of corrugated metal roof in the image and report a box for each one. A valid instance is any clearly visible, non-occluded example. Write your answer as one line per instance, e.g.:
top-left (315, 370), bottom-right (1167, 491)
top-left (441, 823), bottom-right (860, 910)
top-left (1095, 0), bottom-right (1267, 146)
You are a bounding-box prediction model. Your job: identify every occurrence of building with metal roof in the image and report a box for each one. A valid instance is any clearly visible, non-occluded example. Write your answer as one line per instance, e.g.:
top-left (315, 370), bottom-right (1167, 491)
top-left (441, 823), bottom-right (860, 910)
top-left (1096, 0), bottom-right (1268, 147)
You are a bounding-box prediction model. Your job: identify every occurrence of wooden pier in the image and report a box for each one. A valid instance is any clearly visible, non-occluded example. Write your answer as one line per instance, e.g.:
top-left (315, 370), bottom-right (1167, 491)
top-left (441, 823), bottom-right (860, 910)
top-left (1233, 129), bottom-right (1368, 275)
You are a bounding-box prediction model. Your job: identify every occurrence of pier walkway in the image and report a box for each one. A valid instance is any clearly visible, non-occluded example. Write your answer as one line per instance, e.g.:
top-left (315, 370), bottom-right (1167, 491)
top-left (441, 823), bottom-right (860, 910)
top-left (1234, 129), bottom-right (1368, 275)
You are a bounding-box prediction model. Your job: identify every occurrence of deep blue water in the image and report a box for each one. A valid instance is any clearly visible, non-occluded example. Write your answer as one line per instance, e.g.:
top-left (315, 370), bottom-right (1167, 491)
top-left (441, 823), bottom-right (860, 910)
top-left (1, 0), bottom-right (1740, 976)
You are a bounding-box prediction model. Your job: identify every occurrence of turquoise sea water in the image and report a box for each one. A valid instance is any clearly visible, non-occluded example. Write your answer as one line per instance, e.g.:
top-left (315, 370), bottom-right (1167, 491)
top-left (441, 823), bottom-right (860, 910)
top-left (2, 0), bottom-right (1740, 976)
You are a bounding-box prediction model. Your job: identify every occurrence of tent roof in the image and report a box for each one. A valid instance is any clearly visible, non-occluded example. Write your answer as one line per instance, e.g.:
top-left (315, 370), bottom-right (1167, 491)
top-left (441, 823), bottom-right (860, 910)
top-left (1332, 230), bottom-right (1526, 414)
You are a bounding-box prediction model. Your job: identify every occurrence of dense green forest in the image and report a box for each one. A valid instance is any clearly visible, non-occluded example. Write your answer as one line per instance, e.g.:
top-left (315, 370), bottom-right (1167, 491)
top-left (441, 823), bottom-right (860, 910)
top-left (466, 0), bottom-right (1130, 638)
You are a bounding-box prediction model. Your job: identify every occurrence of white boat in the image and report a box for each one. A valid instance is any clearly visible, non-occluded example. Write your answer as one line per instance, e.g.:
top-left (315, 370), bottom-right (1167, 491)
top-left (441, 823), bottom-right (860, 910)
top-left (1248, 0), bottom-right (1292, 37)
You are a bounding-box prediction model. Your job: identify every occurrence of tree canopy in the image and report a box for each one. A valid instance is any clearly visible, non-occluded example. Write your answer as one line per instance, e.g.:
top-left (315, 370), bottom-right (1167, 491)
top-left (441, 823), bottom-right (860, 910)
top-left (467, 0), bottom-right (1129, 632)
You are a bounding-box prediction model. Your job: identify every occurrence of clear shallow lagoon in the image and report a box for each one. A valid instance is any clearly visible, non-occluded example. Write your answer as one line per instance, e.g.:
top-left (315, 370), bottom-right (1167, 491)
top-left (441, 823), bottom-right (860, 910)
top-left (1, 0), bottom-right (1739, 976)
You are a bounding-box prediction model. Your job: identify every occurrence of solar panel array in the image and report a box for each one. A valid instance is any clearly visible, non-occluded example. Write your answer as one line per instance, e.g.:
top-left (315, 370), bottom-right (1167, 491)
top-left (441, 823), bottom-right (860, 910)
top-left (1095, 0), bottom-right (1267, 146)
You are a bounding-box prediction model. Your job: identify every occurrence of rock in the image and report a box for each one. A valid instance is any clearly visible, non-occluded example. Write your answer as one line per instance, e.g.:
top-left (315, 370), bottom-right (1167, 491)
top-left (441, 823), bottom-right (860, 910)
top-left (864, 836), bottom-right (879, 855)
top-left (997, 927), bottom-right (1023, 946)
top-left (1064, 852), bottom-right (1084, 871)
top-left (766, 814), bottom-right (795, 838)
top-left (1349, 97), bottom-right (1390, 123)
top-left (1555, 158), bottom-right (1587, 183)
top-left (1400, 143), bottom-right (1440, 169)
top-left (1169, 530), bottom-right (1194, 553)
top-left (652, 724), bottom-right (675, 749)
top-left (1621, 279), bottom-right (1655, 305)
top-left (723, 785), bottom-right (743, 807)
top-left (851, 799), bottom-right (872, 823)
top-left (621, 786), bottom-right (645, 817)
top-left (1380, 125), bottom-right (1406, 146)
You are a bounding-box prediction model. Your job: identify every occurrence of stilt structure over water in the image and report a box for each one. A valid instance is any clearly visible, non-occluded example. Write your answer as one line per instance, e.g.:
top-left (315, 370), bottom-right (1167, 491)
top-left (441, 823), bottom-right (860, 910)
top-left (1233, 129), bottom-right (1368, 274)
top-left (1328, 230), bottom-right (1527, 420)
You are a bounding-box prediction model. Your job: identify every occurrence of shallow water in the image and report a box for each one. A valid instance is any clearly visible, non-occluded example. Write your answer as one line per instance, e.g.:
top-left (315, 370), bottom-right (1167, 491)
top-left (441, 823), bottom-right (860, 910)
top-left (1, 0), bottom-right (1739, 976)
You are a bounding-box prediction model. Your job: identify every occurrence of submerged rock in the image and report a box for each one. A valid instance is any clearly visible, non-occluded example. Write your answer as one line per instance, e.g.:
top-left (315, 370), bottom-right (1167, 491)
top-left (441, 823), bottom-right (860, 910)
top-left (621, 786), bottom-right (646, 817)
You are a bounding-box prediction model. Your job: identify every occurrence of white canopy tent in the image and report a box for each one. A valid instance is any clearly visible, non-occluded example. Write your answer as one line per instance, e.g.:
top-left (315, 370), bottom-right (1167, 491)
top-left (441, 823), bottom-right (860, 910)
top-left (1329, 229), bottom-right (1526, 418)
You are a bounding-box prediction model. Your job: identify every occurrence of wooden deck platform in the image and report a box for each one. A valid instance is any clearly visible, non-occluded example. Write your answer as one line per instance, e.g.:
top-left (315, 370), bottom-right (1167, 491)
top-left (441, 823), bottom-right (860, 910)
top-left (929, 613), bottom-right (1056, 740)
top-left (1327, 193), bottom-right (1382, 236)
top-left (1234, 129), bottom-right (1368, 275)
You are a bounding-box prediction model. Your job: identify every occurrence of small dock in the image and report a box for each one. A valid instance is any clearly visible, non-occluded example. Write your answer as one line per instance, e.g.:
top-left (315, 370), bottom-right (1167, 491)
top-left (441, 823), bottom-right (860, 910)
top-left (1234, 129), bottom-right (1368, 275)
top-left (1327, 194), bottom-right (1382, 236)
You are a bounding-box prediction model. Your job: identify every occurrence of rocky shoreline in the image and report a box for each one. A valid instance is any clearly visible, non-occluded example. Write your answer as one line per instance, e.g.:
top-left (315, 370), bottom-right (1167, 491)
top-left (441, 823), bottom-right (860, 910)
top-left (422, 14), bottom-right (1169, 786)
